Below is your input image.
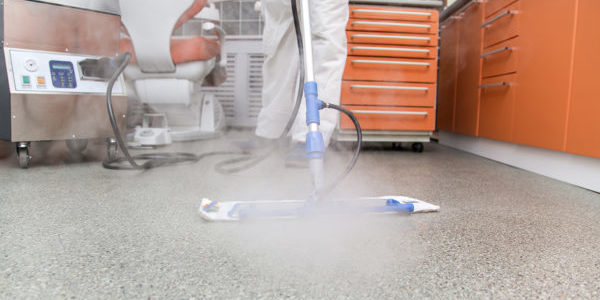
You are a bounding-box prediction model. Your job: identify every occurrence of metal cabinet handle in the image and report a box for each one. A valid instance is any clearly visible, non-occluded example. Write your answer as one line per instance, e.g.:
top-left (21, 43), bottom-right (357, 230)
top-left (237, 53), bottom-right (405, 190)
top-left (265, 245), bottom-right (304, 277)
top-left (352, 21), bottom-right (432, 29)
top-left (351, 46), bottom-right (431, 54)
top-left (480, 46), bottom-right (513, 58)
top-left (352, 110), bottom-right (429, 116)
top-left (351, 34), bottom-right (431, 42)
top-left (481, 10), bottom-right (515, 28)
top-left (352, 59), bottom-right (430, 67)
top-left (350, 85), bottom-right (429, 91)
top-left (478, 82), bottom-right (510, 89)
top-left (353, 9), bottom-right (432, 17)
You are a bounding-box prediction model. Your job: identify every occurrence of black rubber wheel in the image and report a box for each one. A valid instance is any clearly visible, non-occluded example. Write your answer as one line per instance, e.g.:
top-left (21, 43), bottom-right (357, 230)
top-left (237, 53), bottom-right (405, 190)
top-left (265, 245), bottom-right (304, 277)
top-left (411, 142), bottom-right (424, 153)
top-left (16, 146), bottom-right (31, 169)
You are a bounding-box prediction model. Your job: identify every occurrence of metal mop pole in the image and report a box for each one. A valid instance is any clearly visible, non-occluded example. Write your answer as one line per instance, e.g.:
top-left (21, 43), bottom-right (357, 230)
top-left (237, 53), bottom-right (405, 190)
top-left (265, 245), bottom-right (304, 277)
top-left (299, 0), bottom-right (325, 201)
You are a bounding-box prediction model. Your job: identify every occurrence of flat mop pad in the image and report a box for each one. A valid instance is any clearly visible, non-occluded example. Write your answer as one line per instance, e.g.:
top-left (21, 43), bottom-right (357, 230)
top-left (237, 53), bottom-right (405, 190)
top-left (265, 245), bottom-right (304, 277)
top-left (199, 196), bottom-right (440, 222)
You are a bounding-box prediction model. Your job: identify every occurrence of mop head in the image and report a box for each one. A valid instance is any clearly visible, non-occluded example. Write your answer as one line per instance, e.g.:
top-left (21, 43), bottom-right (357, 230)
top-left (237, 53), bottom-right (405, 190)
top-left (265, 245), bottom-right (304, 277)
top-left (199, 196), bottom-right (440, 222)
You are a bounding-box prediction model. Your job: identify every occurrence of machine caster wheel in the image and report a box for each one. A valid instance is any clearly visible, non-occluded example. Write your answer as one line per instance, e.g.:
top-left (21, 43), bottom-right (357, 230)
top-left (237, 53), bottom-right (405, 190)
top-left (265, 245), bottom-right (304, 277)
top-left (411, 142), bottom-right (424, 153)
top-left (66, 139), bottom-right (88, 153)
top-left (106, 138), bottom-right (118, 161)
top-left (16, 142), bottom-right (31, 169)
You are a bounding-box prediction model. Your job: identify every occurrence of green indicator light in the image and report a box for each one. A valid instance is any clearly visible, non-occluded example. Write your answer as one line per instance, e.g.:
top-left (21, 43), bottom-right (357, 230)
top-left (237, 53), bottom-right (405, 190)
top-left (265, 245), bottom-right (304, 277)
top-left (22, 76), bottom-right (30, 84)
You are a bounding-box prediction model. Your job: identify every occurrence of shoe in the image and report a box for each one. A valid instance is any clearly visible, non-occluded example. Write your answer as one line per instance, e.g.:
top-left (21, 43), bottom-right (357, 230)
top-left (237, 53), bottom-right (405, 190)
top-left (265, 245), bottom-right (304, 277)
top-left (285, 143), bottom-right (309, 168)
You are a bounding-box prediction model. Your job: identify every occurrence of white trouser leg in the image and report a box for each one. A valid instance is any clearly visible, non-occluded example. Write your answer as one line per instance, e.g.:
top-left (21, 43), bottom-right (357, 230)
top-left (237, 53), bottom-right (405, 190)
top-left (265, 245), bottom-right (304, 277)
top-left (255, 0), bottom-right (298, 139)
top-left (256, 0), bottom-right (348, 146)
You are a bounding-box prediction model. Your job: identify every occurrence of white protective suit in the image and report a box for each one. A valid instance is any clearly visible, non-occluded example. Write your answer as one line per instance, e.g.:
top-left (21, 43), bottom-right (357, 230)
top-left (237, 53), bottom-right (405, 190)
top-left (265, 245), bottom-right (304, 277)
top-left (255, 0), bottom-right (349, 146)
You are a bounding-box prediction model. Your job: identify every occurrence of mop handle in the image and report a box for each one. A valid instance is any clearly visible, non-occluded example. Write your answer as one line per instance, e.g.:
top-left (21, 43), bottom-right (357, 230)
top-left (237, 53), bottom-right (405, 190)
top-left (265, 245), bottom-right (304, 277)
top-left (299, 0), bottom-right (326, 195)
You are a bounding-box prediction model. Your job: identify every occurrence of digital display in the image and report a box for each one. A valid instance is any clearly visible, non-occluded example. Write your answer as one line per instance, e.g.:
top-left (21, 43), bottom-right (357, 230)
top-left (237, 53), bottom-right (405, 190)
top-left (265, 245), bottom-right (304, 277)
top-left (49, 60), bottom-right (77, 89)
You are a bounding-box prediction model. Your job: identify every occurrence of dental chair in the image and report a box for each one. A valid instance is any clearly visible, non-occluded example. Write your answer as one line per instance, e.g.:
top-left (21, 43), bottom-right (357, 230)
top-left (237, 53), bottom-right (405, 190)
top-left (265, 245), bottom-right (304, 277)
top-left (118, 0), bottom-right (226, 146)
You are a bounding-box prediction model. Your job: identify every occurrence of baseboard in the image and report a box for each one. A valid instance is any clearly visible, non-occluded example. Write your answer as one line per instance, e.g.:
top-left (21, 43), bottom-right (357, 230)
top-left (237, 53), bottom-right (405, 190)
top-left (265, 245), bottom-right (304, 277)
top-left (439, 131), bottom-right (600, 193)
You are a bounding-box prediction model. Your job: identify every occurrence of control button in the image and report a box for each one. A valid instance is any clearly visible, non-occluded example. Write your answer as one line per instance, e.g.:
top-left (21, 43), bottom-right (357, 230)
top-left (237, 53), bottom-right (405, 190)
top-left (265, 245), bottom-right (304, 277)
top-left (37, 76), bottom-right (45, 85)
top-left (24, 59), bottom-right (38, 72)
top-left (22, 76), bottom-right (31, 85)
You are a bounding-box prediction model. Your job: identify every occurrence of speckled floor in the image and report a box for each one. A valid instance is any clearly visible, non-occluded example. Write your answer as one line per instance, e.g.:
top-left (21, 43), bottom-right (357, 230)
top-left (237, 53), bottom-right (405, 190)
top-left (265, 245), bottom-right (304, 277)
top-left (1, 129), bottom-right (599, 299)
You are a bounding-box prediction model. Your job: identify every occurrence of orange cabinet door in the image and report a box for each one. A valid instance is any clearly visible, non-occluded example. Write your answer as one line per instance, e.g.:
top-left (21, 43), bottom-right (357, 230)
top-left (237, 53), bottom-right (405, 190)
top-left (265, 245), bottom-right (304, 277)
top-left (485, 0), bottom-right (518, 18)
top-left (482, 1), bottom-right (520, 48)
top-left (341, 81), bottom-right (436, 107)
top-left (348, 43), bottom-right (436, 59)
top-left (565, 0), bottom-right (600, 158)
top-left (512, 0), bottom-right (577, 151)
top-left (340, 106), bottom-right (435, 131)
top-left (350, 5), bottom-right (438, 22)
top-left (481, 37), bottom-right (518, 78)
top-left (437, 17), bottom-right (460, 131)
top-left (347, 18), bottom-right (438, 35)
top-left (343, 56), bottom-right (437, 83)
top-left (454, 2), bottom-right (484, 136)
top-left (346, 31), bottom-right (438, 47)
top-left (478, 74), bottom-right (517, 142)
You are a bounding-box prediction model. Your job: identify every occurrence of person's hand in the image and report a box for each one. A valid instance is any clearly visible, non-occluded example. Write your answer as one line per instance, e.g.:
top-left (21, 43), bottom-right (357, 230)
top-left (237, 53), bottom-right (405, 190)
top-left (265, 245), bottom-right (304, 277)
top-left (174, 0), bottom-right (208, 29)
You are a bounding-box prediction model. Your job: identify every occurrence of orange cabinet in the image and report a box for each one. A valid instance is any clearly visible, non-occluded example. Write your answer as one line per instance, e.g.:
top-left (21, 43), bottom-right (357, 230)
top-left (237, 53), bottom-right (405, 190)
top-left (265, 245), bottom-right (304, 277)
top-left (340, 5), bottom-right (438, 141)
top-left (565, 0), bottom-right (600, 158)
top-left (437, 17), bottom-right (460, 131)
top-left (511, 0), bottom-right (577, 151)
top-left (482, 1), bottom-right (520, 48)
top-left (478, 74), bottom-right (517, 142)
top-left (454, 1), bottom-right (484, 136)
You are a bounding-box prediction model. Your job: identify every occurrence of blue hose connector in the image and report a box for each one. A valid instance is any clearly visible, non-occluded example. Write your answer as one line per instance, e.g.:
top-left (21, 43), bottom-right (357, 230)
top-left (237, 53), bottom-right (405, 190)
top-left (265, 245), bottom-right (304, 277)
top-left (305, 81), bottom-right (321, 125)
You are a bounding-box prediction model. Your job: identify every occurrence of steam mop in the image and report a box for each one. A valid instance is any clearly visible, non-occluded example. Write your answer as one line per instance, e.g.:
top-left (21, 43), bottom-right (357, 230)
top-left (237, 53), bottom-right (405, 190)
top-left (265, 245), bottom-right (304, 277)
top-left (198, 0), bottom-right (440, 222)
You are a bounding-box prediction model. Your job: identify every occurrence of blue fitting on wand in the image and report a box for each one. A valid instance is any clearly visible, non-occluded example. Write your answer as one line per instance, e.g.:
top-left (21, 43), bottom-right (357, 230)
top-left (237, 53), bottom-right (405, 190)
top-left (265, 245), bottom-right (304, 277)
top-left (306, 131), bottom-right (325, 159)
top-left (305, 81), bottom-right (321, 125)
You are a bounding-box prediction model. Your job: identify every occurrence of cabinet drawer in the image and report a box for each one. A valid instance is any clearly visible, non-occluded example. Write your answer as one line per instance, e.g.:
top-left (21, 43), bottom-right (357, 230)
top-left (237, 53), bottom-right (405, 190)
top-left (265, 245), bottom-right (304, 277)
top-left (343, 56), bottom-right (437, 83)
top-left (340, 106), bottom-right (435, 131)
top-left (482, 2), bottom-right (520, 48)
top-left (478, 73), bottom-right (517, 142)
top-left (347, 18), bottom-right (438, 35)
top-left (347, 31), bottom-right (437, 47)
top-left (481, 37), bottom-right (518, 78)
top-left (348, 43), bottom-right (436, 59)
top-left (350, 5), bottom-right (438, 23)
top-left (341, 81), bottom-right (436, 107)
top-left (485, 0), bottom-right (518, 18)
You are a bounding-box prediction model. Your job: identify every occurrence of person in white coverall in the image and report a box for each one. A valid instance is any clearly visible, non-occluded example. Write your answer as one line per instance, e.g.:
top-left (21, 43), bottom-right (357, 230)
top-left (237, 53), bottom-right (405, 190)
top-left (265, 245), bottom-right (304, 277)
top-left (255, 0), bottom-right (349, 152)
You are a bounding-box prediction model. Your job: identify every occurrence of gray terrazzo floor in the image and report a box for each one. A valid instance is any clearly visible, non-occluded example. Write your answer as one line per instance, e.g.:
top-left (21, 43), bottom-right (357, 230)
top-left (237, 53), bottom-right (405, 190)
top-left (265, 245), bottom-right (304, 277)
top-left (1, 129), bottom-right (599, 299)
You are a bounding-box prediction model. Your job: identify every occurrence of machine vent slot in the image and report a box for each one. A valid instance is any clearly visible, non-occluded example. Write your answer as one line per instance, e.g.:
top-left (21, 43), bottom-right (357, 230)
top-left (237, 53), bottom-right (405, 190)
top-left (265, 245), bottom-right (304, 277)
top-left (199, 39), bottom-right (264, 127)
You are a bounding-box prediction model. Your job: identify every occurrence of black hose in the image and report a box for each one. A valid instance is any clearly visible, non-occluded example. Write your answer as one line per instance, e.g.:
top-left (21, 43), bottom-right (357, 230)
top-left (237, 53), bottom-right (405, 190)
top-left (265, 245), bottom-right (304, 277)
top-left (103, 52), bottom-right (244, 170)
top-left (318, 102), bottom-right (362, 196)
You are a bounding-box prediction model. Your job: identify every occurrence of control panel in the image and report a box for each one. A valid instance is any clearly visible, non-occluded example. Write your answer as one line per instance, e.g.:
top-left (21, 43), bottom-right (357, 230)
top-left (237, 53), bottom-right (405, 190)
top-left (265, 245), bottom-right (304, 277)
top-left (8, 49), bottom-right (124, 94)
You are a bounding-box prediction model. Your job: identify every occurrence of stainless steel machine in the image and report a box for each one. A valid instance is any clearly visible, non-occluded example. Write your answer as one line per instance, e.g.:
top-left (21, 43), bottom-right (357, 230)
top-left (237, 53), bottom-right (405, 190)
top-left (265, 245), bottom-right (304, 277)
top-left (0, 0), bottom-right (127, 168)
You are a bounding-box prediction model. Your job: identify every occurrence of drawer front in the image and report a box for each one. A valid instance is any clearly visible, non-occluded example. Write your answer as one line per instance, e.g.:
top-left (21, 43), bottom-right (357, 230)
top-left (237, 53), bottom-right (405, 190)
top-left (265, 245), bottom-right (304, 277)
top-left (347, 18), bottom-right (438, 35)
top-left (478, 73), bottom-right (517, 142)
top-left (340, 106), bottom-right (435, 131)
top-left (485, 0), bottom-right (518, 18)
top-left (348, 43), bottom-right (436, 59)
top-left (481, 37), bottom-right (518, 78)
top-left (483, 2), bottom-right (520, 48)
top-left (341, 81), bottom-right (436, 107)
top-left (347, 31), bottom-right (438, 47)
top-left (343, 56), bottom-right (437, 83)
top-left (350, 5), bottom-right (438, 23)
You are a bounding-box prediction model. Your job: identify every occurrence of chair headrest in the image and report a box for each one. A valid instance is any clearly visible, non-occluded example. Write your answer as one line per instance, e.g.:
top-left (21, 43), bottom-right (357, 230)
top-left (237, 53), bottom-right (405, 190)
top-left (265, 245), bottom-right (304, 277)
top-left (119, 0), bottom-right (195, 73)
